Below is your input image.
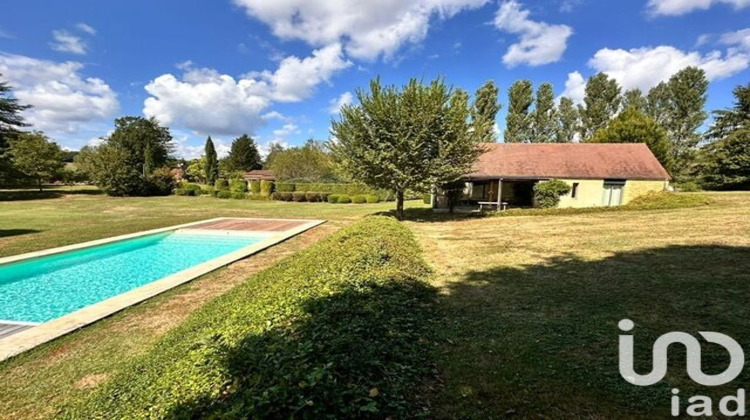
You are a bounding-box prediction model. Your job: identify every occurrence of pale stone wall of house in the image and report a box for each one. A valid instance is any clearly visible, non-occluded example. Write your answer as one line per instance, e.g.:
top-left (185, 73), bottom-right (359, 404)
top-left (622, 180), bottom-right (668, 204)
top-left (557, 179), bottom-right (605, 208)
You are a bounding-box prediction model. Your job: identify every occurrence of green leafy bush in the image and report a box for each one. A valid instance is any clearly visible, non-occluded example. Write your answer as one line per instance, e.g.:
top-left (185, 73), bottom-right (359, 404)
top-left (249, 180), bottom-right (261, 195)
top-left (337, 194), bottom-right (352, 204)
top-left (260, 180), bottom-right (274, 196)
top-left (214, 179), bottom-right (229, 190)
top-left (66, 217), bottom-right (436, 419)
top-left (231, 191), bottom-right (247, 199)
top-left (271, 191), bottom-right (283, 201)
top-left (173, 188), bottom-right (192, 196)
top-left (320, 192), bottom-right (331, 202)
top-left (275, 182), bottom-right (295, 192)
top-left (422, 194), bottom-right (431, 204)
top-left (533, 180), bottom-right (571, 208)
top-left (201, 185), bottom-right (214, 196)
top-left (229, 179), bottom-right (248, 193)
top-left (292, 191), bottom-right (307, 202)
top-left (327, 194), bottom-right (340, 203)
top-left (674, 181), bottom-right (702, 192)
top-left (216, 190), bottom-right (232, 199)
top-left (280, 192), bottom-right (293, 201)
top-left (366, 194), bottom-right (380, 203)
top-left (144, 167), bottom-right (176, 196)
top-left (352, 195), bottom-right (367, 204)
top-left (305, 192), bottom-right (321, 202)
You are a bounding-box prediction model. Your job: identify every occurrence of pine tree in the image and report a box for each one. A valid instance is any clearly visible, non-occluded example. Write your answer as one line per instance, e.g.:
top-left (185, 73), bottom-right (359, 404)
top-left (226, 134), bottom-right (262, 171)
top-left (205, 136), bottom-right (219, 185)
top-left (0, 76), bottom-right (30, 153)
top-left (555, 97), bottom-right (579, 143)
top-left (505, 80), bottom-right (533, 143)
top-left (579, 73), bottom-right (621, 140)
top-left (471, 80), bottom-right (501, 142)
top-left (531, 82), bottom-right (556, 143)
top-left (623, 89), bottom-right (646, 112)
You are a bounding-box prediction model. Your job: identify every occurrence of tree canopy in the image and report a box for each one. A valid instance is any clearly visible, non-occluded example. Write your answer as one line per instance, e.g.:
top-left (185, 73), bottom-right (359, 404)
top-left (471, 80), bottom-right (501, 142)
top-left (589, 107), bottom-right (672, 169)
top-left (504, 80), bottom-right (533, 143)
top-left (266, 140), bottom-right (337, 182)
top-left (8, 132), bottom-right (64, 190)
top-left (225, 134), bottom-right (262, 172)
top-left (331, 77), bottom-right (483, 219)
top-left (579, 73), bottom-right (621, 140)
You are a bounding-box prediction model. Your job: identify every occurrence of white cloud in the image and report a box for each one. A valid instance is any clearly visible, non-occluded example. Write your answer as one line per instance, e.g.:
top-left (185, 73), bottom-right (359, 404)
top-left (560, 71), bottom-right (586, 104)
top-left (143, 44), bottom-right (349, 137)
top-left (0, 53), bottom-right (119, 137)
top-left (0, 28), bottom-right (14, 39)
top-left (232, 0), bottom-right (489, 60)
top-left (76, 23), bottom-right (97, 35)
top-left (587, 46), bottom-right (749, 92)
top-left (328, 91), bottom-right (353, 114)
top-left (493, 0), bottom-right (573, 67)
top-left (50, 30), bottom-right (87, 55)
top-left (720, 28), bottom-right (750, 51)
top-left (647, 0), bottom-right (750, 16)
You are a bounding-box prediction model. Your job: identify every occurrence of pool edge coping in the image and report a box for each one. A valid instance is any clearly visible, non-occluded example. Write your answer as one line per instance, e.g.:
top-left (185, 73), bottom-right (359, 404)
top-left (0, 217), bottom-right (325, 362)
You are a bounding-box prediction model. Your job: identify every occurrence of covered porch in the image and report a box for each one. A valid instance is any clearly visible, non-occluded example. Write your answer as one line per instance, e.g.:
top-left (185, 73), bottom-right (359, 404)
top-left (432, 178), bottom-right (541, 212)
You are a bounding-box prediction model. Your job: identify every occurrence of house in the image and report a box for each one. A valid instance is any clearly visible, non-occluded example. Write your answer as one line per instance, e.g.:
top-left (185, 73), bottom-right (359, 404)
top-left (432, 143), bottom-right (670, 211)
top-left (243, 170), bottom-right (276, 182)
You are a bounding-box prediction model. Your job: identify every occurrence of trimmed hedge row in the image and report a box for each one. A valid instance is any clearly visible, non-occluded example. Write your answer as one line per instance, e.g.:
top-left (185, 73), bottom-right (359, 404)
top-left (272, 182), bottom-right (393, 201)
top-left (65, 217), bottom-right (436, 419)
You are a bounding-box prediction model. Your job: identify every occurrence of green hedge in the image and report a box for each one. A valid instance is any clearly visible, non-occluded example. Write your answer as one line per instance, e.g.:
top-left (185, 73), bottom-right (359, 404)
top-left (260, 180), bottom-right (273, 196)
top-left (65, 217), bottom-right (435, 419)
top-left (337, 194), bottom-right (352, 204)
top-left (230, 179), bottom-right (248, 193)
top-left (275, 182), bottom-right (295, 192)
top-left (249, 180), bottom-right (261, 195)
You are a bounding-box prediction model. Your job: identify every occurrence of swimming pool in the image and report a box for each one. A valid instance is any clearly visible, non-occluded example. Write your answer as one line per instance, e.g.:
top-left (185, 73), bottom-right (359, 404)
top-left (0, 232), bottom-right (264, 323)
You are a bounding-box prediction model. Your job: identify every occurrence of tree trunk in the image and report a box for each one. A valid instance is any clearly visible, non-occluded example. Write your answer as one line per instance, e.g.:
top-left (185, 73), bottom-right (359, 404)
top-left (396, 190), bottom-right (405, 220)
top-left (38, 177), bottom-right (43, 192)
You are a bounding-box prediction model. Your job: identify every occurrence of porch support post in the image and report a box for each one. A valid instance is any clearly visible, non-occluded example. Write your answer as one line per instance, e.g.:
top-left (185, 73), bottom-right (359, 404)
top-left (497, 179), bottom-right (502, 206)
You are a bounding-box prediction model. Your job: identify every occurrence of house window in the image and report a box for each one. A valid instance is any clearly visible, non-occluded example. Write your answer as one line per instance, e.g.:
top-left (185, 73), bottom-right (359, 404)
top-left (571, 182), bottom-right (579, 198)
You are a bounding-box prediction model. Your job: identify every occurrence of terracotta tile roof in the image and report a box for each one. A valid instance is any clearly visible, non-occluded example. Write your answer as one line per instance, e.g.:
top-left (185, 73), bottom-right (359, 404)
top-left (243, 170), bottom-right (275, 181)
top-left (468, 143), bottom-right (670, 180)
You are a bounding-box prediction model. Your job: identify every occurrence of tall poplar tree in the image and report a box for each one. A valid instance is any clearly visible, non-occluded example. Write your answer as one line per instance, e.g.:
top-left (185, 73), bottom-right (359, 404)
top-left (471, 80), bottom-right (501, 142)
top-left (531, 82), bottom-right (556, 143)
top-left (505, 80), bottom-right (533, 143)
top-left (623, 89), bottom-right (646, 112)
top-left (579, 73), bottom-right (621, 140)
top-left (664, 67), bottom-right (708, 177)
top-left (205, 136), bottom-right (219, 185)
top-left (555, 97), bottom-right (579, 143)
top-left (645, 82), bottom-right (671, 126)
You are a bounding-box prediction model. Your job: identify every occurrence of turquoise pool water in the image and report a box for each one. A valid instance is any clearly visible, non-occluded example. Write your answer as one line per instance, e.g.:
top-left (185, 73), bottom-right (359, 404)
top-left (0, 232), bottom-right (263, 323)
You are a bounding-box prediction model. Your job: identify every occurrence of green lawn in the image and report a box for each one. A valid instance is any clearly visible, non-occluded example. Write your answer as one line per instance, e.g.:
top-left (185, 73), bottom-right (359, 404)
top-left (408, 192), bottom-right (750, 418)
top-left (1, 189), bottom-right (748, 418)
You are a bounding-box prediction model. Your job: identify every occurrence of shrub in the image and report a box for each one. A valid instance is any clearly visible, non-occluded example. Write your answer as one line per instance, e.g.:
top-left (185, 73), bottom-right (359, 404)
top-left (337, 194), bottom-right (352, 204)
top-left (352, 195), bottom-right (367, 204)
top-left (320, 192), bottom-right (331, 202)
top-left (365, 194), bottom-right (380, 203)
top-left (533, 180), bottom-right (571, 208)
top-left (275, 182), bottom-right (295, 192)
top-left (231, 191), bottom-right (247, 199)
top-left (201, 185), bottom-right (214, 196)
top-left (674, 181), bottom-right (702, 192)
top-left (173, 188), bottom-right (192, 196)
top-left (260, 180), bottom-right (274, 196)
top-left (214, 179), bottom-right (229, 190)
top-left (249, 180), bottom-right (262, 195)
top-left (145, 167), bottom-right (176, 196)
top-left (422, 194), bottom-right (431, 204)
top-left (280, 192), bottom-right (293, 201)
top-left (182, 183), bottom-right (202, 195)
top-left (230, 179), bottom-right (248, 193)
top-left (216, 190), bottom-right (232, 199)
top-left (271, 191), bottom-right (283, 201)
top-left (66, 218), bottom-right (436, 419)
top-left (327, 194), bottom-right (339, 203)
top-left (292, 191), bottom-right (307, 202)
top-left (305, 192), bottom-right (321, 202)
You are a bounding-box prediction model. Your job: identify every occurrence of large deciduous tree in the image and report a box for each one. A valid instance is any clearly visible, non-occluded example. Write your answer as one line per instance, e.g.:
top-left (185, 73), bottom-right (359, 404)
top-left (225, 134), bottom-right (262, 172)
top-left (8, 132), bottom-right (64, 191)
top-left (579, 73), bottom-right (621, 140)
top-left (331, 78), bottom-right (483, 219)
top-left (555, 97), bottom-right (579, 143)
top-left (266, 140), bottom-right (337, 182)
top-left (471, 80), bottom-right (501, 142)
top-left (623, 89), bottom-right (646, 112)
top-left (108, 116), bottom-right (173, 176)
top-left (205, 136), bottom-right (219, 185)
top-left (664, 67), bottom-right (708, 179)
top-left (504, 80), bottom-right (533, 143)
top-left (589, 107), bottom-right (671, 168)
top-left (531, 82), bottom-right (556, 143)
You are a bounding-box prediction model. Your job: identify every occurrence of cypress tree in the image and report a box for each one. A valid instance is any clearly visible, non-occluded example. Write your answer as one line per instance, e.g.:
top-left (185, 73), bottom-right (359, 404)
top-left (205, 136), bottom-right (219, 185)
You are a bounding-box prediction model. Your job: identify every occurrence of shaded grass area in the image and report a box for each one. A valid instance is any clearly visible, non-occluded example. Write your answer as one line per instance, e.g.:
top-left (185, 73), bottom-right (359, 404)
top-left (64, 217), bottom-right (437, 419)
top-left (410, 192), bottom-right (750, 418)
top-left (0, 187), bottom-right (427, 257)
top-left (0, 224), bottom-right (334, 420)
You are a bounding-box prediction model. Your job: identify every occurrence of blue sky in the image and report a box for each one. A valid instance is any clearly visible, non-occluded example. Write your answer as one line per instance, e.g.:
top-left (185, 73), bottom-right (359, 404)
top-left (1, 0), bottom-right (749, 158)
